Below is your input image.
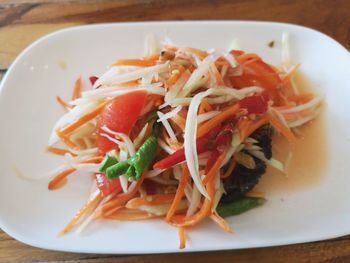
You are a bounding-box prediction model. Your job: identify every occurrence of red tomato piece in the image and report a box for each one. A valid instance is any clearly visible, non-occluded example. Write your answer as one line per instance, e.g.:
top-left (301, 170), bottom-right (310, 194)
top-left (96, 91), bottom-right (148, 154)
top-left (95, 173), bottom-right (122, 197)
top-left (239, 95), bottom-right (268, 114)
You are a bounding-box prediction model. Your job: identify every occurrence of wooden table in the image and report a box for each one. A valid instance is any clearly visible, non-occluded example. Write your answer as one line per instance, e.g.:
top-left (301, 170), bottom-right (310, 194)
top-left (1, 1), bottom-right (349, 262)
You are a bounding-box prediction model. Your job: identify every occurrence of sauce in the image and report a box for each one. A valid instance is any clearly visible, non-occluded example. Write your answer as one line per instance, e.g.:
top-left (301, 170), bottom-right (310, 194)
top-left (257, 74), bottom-right (329, 194)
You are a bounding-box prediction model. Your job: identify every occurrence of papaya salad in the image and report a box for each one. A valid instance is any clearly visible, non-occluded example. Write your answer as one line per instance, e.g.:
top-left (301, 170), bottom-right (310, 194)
top-left (47, 33), bottom-right (322, 248)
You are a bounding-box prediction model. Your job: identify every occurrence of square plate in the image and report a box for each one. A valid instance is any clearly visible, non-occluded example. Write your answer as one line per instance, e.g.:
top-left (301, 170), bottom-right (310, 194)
top-left (1, 21), bottom-right (350, 254)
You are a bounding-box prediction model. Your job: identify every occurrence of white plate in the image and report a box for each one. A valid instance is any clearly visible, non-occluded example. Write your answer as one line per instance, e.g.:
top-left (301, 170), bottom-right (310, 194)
top-left (1, 21), bottom-right (350, 254)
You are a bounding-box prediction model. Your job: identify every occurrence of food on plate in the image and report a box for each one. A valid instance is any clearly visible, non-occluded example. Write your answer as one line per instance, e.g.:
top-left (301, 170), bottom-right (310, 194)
top-left (47, 33), bottom-right (322, 248)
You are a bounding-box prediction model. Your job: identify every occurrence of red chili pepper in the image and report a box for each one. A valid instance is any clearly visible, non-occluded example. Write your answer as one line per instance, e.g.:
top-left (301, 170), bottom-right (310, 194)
top-left (204, 148), bottom-right (222, 174)
top-left (239, 94), bottom-right (268, 114)
top-left (153, 126), bottom-right (221, 170)
top-left (89, 76), bottom-right (99, 85)
top-left (205, 124), bottom-right (234, 173)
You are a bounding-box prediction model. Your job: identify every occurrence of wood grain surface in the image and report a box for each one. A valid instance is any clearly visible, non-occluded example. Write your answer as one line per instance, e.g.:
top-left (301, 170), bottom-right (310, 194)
top-left (1, 0), bottom-right (350, 262)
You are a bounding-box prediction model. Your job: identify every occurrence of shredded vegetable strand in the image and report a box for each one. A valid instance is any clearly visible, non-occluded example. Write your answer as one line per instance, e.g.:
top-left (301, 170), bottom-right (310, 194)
top-left (59, 101), bottom-right (109, 135)
top-left (100, 171), bottom-right (147, 216)
top-left (166, 165), bottom-right (190, 221)
top-left (58, 190), bottom-right (102, 236)
top-left (197, 103), bottom-right (240, 138)
top-left (184, 90), bottom-right (212, 198)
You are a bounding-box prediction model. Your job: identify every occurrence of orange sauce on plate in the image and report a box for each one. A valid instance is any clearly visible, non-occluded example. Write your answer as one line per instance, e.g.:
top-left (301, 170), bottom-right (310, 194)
top-left (258, 74), bottom-right (329, 194)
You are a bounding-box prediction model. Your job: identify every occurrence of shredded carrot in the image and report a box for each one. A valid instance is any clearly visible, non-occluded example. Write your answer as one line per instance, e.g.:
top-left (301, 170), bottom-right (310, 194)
top-left (100, 171), bottom-right (146, 216)
top-left (119, 79), bottom-right (140, 87)
top-left (170, 114), bottom-right (186, 130)
top-left (56, 96), bottom-right (73, 111)
top-left (164, 45), bottom-right (178, 52)
top-left (111, 59), bottom-right (156, 67)
top-left (80, 156), bottom-right (104, 163)
top-left (105, 208), bottom-right (157, 220)
top-left (197, 103), bottom-right (240, 138)
top-left (59, 100), bottom-right (109, 136)
top-left (203, 150), bottom-right (226, 184)
top-left (215, 58), bottom-right (229, 67)
top-left (287, 93), bottom-right (314, 104)
top-left (58, 191), bottom-right (102, 236)
top-left (165, 65), bottom-right (185, 88)
top-left (72, 77), bottom-right (82, 100)
top-left (211, 64), bottom-right (225, 86)
top-left (47, 146), bottom-right (76, 156)
top-left (126, 193), bottom-right (175, 209)
top-left (48, 168), bottom-right (75, 190)
top-left (199, 98), bottom-right (213, 114)
top-left (245, 191), bottom-right (265, 198)
top-left (268, 113), bottom-right (296, 143)
top-left (209, 212), bottom-right (233, 233)
top-left (48, 156), bottom-right (103, 190)
top-left (242, 115), bottom-right (270, 141)
top-left (169, 176), bottom-right (215, 227)
top-left (282, 64), bottom-right (300, 86)
top-left (221, 158), bottom-right (236, 179)
top-left (179, 227), bottom-right (186, 249)
top-left (111, 53), bottom-right (160, 67)
top-left (238, 118), bottom-right (252, 140)
top-left (56, 131), bottom-right (77, 148)
top-left (166, 165), bottom-right (190, 221)
top-left (162, 129), bottom-right (182, 150)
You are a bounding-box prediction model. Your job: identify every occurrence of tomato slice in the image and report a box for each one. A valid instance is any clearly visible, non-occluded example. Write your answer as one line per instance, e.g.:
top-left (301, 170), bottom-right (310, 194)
top-left (95, 173), bottom-right (122, 197)
top-left (239, 94), bottom-right (268, 114)
top-left (96, 91), bottom-right (148, 154)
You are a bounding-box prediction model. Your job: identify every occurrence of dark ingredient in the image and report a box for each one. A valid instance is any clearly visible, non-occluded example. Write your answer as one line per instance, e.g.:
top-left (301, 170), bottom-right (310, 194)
top-left (250, 124), bottom-right (273, 159)
top-left (268, 41), bottom-right (275, 48)
top-left (219, 125), bottom-right (273, 204)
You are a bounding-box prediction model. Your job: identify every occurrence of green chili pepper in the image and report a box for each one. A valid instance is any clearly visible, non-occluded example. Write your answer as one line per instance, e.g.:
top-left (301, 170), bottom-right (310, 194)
top-left (106, 160), bottom-right (130, 180)
top-left (99, 155), bottom-right (118, 173)
top-left (216, 197), bottom-right (266, 218)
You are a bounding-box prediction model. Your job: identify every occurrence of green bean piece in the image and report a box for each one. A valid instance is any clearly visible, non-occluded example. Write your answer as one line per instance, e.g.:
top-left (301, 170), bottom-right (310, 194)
top-left (99, 155), bottom-right (118, 173)
top-left (128, 133), bottom-right (158, 180)
top-left (125, 165), bottom-right (136, 179)
top-left (216, 197), bottom-right (266, 218)
top-left (106, 160), bottom-right (130, 180)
